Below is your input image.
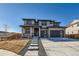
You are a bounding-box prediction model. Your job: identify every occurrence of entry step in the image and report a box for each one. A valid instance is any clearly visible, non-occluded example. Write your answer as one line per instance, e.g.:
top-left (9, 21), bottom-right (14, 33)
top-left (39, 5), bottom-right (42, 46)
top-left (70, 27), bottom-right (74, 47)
top-left (24, 51), bottom-right (38, 56)
top-left (30, 44), bottom-right (39, 46)
top-left (28, 46), bottom-right (39, 50)
top-left (31, 42), bottom-right (38, 44)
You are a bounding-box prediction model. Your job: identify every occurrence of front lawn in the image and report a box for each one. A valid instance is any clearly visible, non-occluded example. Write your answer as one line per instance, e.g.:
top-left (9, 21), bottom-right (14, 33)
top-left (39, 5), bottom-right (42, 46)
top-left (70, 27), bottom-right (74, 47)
top-left (0, 39), bottom-right (30, 54)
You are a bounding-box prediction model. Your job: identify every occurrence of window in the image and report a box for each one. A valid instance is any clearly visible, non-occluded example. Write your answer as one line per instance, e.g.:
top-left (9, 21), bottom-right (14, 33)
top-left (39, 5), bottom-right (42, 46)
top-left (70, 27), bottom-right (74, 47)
top-left (50, 21), bottom-right (53, 24)
top-left (26, 20), bottom-right (32, 25)
top-left (25, 30), bottom-right (30, 33)
top-left (41, 21), bottom-right (47, 26)
top-left (54, 23), bottom-right (59, 27)
top-left (67, 32), bottom-right (69, 34)
top-left (25, 27), bottom-right (30, 33)
top-left (72, 31), bottom-right (73, 34)
top-left (77, 23), bottom-right (79, 27)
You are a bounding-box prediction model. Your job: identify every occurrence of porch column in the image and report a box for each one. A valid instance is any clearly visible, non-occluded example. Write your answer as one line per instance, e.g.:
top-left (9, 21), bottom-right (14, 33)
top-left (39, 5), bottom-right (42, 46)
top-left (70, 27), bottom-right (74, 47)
top-left (60, 30), bottom-right (64, 38)
top-left (48, 29), bottom-right (50, 38)
top-left (39, 28), bottom-right (41, 37)
top-left (22, 28), bottom-right (25, 37)
top-left (30, 27), bottom-right (32, 38)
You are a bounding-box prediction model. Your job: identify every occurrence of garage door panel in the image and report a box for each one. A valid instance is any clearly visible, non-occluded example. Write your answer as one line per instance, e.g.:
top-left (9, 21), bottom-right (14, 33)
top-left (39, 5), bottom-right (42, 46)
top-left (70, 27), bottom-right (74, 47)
top-left (50, 30), bottom-right (64, 37)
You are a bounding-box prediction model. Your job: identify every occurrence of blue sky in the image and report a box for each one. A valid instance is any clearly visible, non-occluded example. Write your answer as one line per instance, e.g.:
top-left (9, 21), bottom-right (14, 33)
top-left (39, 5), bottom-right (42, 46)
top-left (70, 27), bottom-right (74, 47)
top-left (0, 3), bottom-right (79, 32)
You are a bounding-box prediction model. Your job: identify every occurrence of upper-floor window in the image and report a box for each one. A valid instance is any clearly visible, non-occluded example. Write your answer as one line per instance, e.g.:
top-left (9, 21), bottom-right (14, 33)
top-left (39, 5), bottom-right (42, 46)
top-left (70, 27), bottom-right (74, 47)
top-left (41, 21), bottom-right (47, 26)
top-left (72, 31), bottom-right (73, 34)
top-left (67, 32), bottom-right (69, 34)
top-left (50, 21), bottom-right (54, 24)
top-left (77, 23), bottom-right (79, 27)
top-left (25, 20), bottom-right (32, 25)
top-left (54, 23), bottom-right (59, 27)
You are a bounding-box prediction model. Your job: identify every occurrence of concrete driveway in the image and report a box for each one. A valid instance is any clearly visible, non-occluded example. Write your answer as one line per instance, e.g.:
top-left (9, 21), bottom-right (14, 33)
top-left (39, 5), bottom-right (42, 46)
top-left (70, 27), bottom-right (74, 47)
top-left (41, 38), bottom-right (79, 56)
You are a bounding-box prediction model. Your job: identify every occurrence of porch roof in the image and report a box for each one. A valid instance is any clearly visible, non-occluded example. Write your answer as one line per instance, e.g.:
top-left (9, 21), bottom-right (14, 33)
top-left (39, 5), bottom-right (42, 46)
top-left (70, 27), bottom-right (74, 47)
top-left (20, 25), bottom-right (34, 27)
top-left (48, 26), bottom-right (67, 28)
top-left (19, 25), bottom-right (41, 27)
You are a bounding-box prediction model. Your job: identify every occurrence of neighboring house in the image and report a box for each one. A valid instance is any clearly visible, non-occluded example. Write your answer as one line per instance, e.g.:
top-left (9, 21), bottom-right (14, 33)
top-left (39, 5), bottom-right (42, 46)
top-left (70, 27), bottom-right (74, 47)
top-left (20, 18), bottom-right (66, 38)
top-left (65, 20), bottom-right (79, 38)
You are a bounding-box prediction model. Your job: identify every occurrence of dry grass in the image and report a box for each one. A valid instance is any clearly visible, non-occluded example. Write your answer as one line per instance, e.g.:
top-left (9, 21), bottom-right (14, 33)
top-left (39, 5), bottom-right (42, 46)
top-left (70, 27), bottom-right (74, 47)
top-left (0, 39), bottom-right (30, 54)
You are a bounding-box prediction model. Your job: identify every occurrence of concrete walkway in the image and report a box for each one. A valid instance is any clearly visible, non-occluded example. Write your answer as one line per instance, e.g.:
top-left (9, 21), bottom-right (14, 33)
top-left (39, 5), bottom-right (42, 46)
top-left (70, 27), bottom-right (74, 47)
top-left (41, 38), bottom-right (79, 56)
top-left (0, 49), bottom-right (19, 56)
top-left (24, 37), bottom-right (39, 56)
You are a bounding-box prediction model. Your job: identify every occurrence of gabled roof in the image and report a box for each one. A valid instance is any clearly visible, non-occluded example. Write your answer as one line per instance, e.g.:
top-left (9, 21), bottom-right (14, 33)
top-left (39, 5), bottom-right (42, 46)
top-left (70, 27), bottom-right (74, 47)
top-left (70, 20), bottom-right (79, 25)
top-left (67, 19), bottom-right (79, 27)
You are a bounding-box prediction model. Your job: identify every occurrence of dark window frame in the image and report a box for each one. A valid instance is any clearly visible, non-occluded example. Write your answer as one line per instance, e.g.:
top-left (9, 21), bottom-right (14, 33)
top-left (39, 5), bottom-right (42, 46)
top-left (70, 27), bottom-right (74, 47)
top-left (41, 21), bottom-right (47, 26)
top-left (77, 23), bottom-right (79, 27)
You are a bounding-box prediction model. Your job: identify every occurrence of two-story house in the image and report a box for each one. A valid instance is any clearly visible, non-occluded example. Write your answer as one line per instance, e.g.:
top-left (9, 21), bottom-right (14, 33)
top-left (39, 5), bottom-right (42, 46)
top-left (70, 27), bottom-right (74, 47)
top-left (65, 20), bottom-right (79, 38)
top-left (20, 18), bottom-right (66, 38)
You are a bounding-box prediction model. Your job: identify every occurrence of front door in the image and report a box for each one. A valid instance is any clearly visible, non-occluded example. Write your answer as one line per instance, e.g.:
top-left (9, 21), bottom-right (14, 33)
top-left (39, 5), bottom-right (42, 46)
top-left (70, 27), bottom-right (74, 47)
top-left (34, 28), bottom-right (39, 36)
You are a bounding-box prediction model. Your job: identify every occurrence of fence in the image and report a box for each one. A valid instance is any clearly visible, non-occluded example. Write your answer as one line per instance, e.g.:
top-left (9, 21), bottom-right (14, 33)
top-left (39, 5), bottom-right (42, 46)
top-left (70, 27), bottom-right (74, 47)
top-left (65, 34), bottom-right (79, 39)
top-left (0, 33), bottom-right (22, 41)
